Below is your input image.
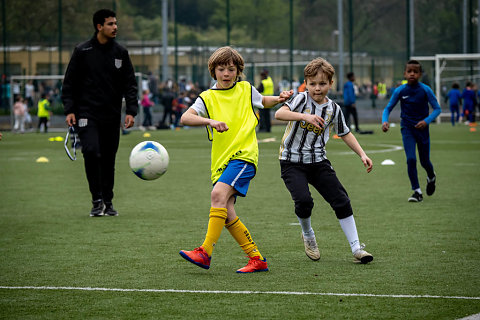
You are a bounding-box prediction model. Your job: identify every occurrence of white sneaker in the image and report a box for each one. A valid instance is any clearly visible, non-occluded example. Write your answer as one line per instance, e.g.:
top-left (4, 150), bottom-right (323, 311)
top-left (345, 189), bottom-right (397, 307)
top-left (353, 244), bottom-right (373, 264)
top-left (302, 233), bottom-right (320, 261)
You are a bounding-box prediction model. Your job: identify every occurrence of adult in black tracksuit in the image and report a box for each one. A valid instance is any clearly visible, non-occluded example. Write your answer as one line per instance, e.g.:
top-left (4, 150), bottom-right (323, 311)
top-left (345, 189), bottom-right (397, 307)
top-left (62, 9), bottom-right (138, 217)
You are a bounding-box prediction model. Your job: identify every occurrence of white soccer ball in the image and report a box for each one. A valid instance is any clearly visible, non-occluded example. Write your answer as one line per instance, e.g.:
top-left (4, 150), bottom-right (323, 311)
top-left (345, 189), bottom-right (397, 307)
top-left (129, 141), bottom-right (169, 180)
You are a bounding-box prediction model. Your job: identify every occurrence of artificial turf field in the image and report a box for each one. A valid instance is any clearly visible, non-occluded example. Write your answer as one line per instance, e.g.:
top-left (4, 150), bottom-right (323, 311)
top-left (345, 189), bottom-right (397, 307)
top-left (0, 122), bottom-right (479, 319)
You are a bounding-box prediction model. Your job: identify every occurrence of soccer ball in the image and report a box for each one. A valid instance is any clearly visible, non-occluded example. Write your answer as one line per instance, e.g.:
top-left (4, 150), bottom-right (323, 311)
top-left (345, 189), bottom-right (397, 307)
top-left (129, 141), bottom-right (169, 180)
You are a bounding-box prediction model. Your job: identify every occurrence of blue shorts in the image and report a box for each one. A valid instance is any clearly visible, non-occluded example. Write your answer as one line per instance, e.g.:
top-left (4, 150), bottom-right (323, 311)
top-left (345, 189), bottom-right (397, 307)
top-left (216, 160), bottom-right (256, 197)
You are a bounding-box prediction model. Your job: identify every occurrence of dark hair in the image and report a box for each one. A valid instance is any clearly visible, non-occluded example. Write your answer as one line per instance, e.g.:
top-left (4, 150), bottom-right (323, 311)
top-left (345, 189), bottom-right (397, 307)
top-left (93, 9), bottom-right (116, 33)
top-left (405, 59), bottom-right (422, 72)
top-left (452, 82), bottom-right (459, 89)
top-left (347, 72), bottom-right (354, 80)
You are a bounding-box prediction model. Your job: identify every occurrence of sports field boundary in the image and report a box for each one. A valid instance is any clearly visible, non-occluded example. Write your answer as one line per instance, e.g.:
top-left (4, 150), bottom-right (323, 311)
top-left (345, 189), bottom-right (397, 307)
top-left (1, 286), bottom-right (479, 300)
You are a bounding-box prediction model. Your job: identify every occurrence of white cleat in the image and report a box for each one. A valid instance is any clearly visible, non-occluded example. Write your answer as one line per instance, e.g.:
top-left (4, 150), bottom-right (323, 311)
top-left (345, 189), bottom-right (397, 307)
top-left (353, 244), bottom-right (373, 264)
top-left (302, 233), bottom-right (320, 261)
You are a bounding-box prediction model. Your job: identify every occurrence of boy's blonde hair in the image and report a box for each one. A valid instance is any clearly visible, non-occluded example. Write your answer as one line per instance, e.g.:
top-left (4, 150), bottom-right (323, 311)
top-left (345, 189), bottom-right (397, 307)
top-left (208, 46), bottom-right (245, 81)
top-left (304, 57), bottom-right (335, 83)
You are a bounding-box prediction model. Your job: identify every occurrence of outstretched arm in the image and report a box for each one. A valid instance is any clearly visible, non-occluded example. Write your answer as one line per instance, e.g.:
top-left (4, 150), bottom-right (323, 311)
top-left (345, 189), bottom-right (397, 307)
top-left (180, 108), bottom-right (229, 132)
top-left (341, 132), bottom-right (373, 173)
top-left (382, 86), bottom-right (401, 132)
top-left (262, 90), bottom-right (294, 108)
top-left (275, 105), bottom-right (325, 130)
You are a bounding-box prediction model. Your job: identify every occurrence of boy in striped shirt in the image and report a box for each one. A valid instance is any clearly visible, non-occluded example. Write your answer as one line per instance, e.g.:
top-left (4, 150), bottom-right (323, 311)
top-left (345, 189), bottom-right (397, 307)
top-left (275, 57), bottom-right (374, 264)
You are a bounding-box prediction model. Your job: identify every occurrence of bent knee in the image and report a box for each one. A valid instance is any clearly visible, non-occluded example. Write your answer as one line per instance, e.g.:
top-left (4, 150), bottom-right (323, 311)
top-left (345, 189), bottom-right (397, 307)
top-left (294, 199), bottom-right (314, 219)
top-left (333, 201), bottom-right (353, 219)
top-left (211, 188), bottom-right (228, 207)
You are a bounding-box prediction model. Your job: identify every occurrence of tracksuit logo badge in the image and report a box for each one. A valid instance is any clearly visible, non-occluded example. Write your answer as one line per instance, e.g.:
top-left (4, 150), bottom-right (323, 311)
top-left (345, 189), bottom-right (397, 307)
top-left (115, 59), bottom-right (122, 69)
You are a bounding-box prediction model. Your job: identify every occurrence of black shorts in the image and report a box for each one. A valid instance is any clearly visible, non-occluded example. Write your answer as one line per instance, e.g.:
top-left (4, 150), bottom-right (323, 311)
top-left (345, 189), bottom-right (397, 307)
top-left (280, 159), bottom-right (353, 219)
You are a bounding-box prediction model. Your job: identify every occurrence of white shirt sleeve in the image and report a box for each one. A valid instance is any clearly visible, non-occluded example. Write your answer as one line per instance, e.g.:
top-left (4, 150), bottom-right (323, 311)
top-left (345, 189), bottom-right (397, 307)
top-left (285, 92), bottom-right (307, 111)
top-left (190, 96), bottom-right (207, 118)
top-left (251, 86), bottom-right (264, 109)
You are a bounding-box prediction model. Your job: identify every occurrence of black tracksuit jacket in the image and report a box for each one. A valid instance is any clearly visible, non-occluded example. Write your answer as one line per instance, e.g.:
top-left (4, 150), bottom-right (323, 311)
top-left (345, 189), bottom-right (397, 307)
top-left (62, 35), bottom-right (138, 123)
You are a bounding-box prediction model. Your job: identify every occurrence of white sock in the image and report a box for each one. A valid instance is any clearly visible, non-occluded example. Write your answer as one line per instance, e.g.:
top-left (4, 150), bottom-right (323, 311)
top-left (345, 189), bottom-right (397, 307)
top-left (415, 188), bottom-right (422, 194)
top-left (297, 216), bottom-right (315, 238)
top-left (339, 215), bottom-right (360, 253)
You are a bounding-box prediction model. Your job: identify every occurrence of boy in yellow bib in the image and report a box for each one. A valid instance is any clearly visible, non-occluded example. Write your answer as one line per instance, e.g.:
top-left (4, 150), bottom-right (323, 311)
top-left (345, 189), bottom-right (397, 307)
top-left (179, 46), bottom-right (293, 273)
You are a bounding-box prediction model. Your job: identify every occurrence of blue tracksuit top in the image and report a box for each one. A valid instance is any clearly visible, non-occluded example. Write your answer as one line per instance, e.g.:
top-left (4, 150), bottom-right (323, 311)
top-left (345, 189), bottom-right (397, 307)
top-left (382, 82), bottom-right (441, 128)
top-left (343, 81), bottom-right (356, 105)
top-left (461, 89), bottom-right (476, 109)
top-left (446, 89), bottom-right (462, 106)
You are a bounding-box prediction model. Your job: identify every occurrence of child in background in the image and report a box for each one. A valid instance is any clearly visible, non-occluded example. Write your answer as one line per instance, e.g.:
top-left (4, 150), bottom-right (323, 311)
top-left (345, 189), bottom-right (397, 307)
top-left (445, 83), bottom-right (462, 126)
top-left (382, 60), bottom-right (441, 202)
top-left (13, 95), bottom-right (26, 133)
top-left (172, 91), bottom-right (188, 129)
top-left (461, 82), bottom-right (477, 125)
top-left (37, 93), bottom-right (51, 133)
top-left (140, 89), bottom-right (154, 129)
top-left (275, 57), bottom-right (374, 264)
top-left (179, 46), bottom-right (293, 273)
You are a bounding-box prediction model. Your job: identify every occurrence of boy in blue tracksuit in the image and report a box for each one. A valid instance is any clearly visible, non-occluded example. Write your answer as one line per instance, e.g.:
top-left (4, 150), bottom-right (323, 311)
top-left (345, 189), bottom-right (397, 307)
top-left (381, 60), bottom-right (441, 202)
top-left (343, 72), bottom-right (360, 132)
top-left (445, 83), bottom-right (462, 126)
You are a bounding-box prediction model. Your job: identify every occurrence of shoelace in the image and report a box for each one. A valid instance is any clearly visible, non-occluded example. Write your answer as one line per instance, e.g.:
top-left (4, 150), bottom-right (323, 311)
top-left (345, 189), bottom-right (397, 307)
top-left (356, 243), bottom-right (367, 253)
top-left (194, 247), bottom-right (208, 255)
top-left (193, 248), bottom-right (209, 261)
top-left (246, 256), bottom-right (262, 265)
top-left (305, 238), bottom-right (318, 249)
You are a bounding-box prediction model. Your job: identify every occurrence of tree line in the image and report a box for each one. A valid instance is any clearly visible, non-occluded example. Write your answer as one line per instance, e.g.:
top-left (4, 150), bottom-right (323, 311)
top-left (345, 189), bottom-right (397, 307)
top-left (2, 0), bottom-right (468, 58)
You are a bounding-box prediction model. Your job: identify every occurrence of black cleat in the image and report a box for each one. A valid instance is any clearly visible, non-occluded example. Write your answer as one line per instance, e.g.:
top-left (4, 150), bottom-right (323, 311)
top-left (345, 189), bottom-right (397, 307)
top-left (90, 199), bottom-right (105, 217)
top-left (426, 175), bottom-right (436, 196)
top-left (104, 202), bottom-right (118, 216)
top-left (408, 191), bottom-right (423, 202)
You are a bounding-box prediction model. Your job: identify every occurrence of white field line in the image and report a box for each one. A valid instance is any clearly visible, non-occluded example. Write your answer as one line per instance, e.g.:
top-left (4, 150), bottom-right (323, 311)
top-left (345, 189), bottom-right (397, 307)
top-left (0, 286), bottom-right (479, 300)
top-left (335, 143), bottom-right (403, 155)
top-left (457, 313), bottom-right (480, 320)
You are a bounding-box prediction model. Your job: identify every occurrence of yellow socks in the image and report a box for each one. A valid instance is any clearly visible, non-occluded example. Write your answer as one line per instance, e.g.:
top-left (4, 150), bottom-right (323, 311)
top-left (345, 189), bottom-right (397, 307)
top-left (201, 207), bottom-right (228, 257)
top-left (201, 209), bottom-right (264, 260)
top-left (226, 217), bottom-right (264, 260)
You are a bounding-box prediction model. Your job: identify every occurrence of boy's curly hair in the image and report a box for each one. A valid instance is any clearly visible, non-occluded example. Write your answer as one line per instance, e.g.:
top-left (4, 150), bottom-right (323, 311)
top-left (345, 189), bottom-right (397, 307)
top-left (304, 57), bottom-right (335, 83)
top-left (208, 46), bottom-right (245, 81)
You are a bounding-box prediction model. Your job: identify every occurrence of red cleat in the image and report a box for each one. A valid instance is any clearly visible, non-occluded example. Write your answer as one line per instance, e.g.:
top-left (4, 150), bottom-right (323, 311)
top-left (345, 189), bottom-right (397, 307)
top-left (179, 247), bottom-right (211, 269)
top-left (236, 256), bottom-right (268, 273)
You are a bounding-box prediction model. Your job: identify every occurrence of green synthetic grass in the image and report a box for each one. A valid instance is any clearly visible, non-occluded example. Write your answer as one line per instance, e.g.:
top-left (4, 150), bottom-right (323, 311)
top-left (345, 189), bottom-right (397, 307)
top-left (0, 123), bottom-right (479, 319)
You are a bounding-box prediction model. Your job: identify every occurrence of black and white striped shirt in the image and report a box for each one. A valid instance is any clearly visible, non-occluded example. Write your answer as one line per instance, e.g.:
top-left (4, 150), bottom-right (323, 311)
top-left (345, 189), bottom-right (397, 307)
top-left (279, 92), bottom-right (350, 163)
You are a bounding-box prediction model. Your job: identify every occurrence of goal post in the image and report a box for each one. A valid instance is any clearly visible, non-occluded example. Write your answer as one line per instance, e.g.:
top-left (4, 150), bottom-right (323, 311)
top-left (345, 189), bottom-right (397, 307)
top-left (411, 53), bottom-right (480, 123)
